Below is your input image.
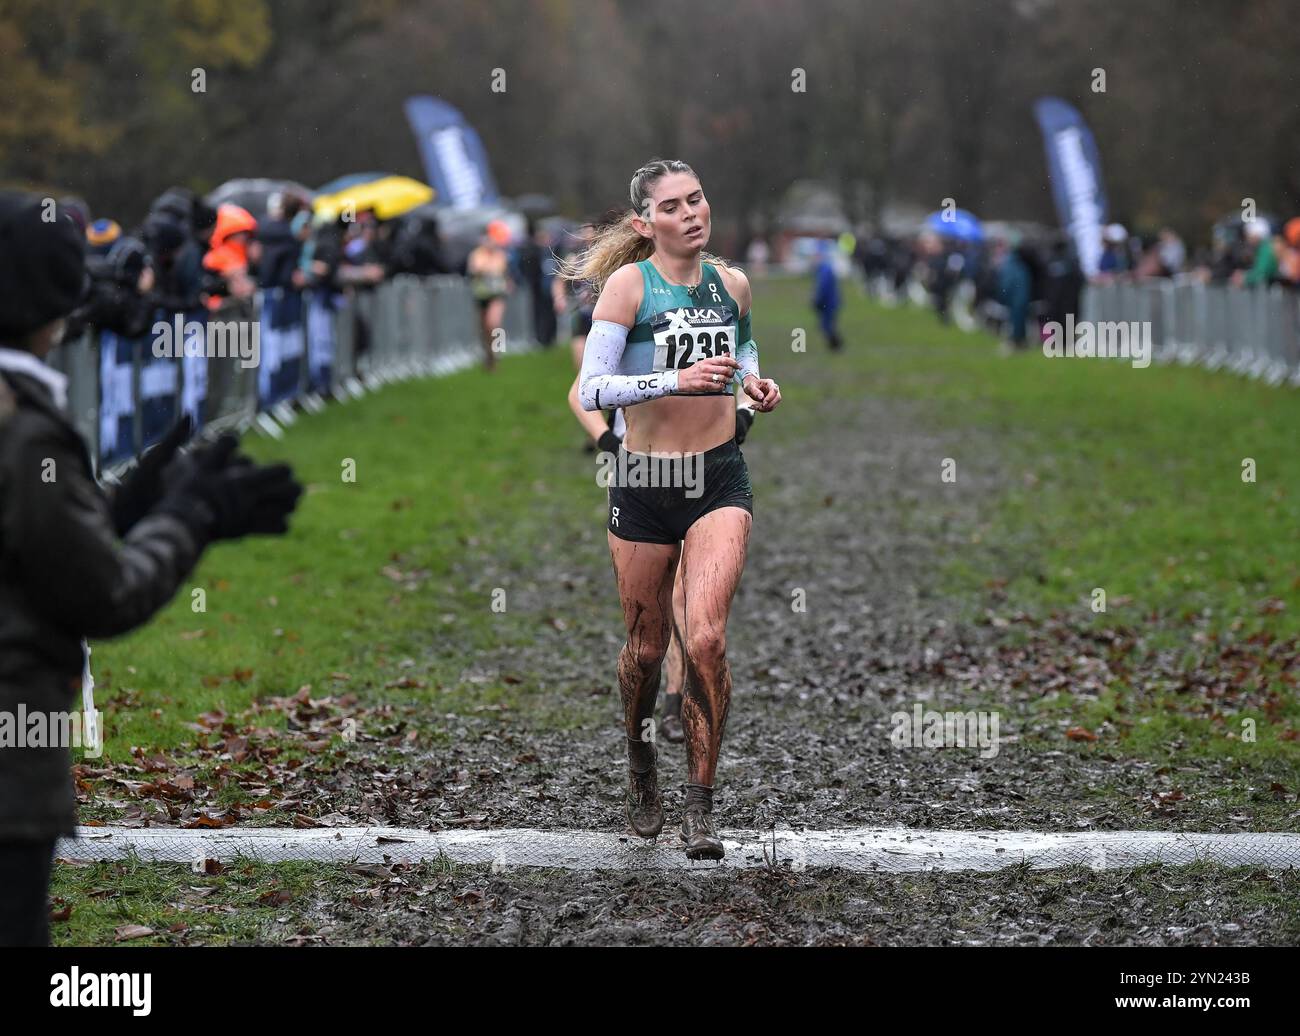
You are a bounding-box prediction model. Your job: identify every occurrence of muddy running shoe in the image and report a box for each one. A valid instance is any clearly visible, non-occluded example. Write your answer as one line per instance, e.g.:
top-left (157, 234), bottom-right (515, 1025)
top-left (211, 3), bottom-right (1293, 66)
top-left (660, 693), bottom-right (685, 743)
top-left (681, 806), bottom-right (724, 860)
top-left (626, 766), bottom-right (664, 838)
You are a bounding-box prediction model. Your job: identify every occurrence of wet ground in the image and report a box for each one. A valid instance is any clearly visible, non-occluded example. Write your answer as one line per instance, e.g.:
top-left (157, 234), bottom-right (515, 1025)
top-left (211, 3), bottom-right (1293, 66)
top-left (266, 860), bottom-right (1300, 946)
top-left (77, 382), bottom-right (1300, 944)
top-left (310, 388), bottom-right (1297, 841)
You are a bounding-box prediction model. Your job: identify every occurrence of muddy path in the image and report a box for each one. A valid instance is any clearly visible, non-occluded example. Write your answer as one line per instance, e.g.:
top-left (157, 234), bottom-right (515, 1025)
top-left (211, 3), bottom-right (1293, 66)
top-left (309, 385), bottom-right (1287, 840)
top-left (260, 382), bottom-right (1298, 945)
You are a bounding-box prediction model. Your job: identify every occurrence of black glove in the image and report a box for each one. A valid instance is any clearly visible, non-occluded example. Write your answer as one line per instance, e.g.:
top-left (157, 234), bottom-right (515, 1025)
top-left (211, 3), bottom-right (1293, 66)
top-left (184, 432), bottom-right (254, 476)
top-left (735, 408), bottom-right (756, 445)
top-left (157, 436), bottom-right (303, 544)
top-left (143, 431), bottom-right (251, 515)
top-left (109, 415), bottom-right (193, 536)
top-left (597, 429), bottom-right (622, 454)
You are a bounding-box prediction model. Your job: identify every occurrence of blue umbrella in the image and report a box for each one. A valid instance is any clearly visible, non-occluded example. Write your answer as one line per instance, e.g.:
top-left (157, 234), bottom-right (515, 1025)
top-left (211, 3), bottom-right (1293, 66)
top-left (925, 208), bottom-right (985, 242)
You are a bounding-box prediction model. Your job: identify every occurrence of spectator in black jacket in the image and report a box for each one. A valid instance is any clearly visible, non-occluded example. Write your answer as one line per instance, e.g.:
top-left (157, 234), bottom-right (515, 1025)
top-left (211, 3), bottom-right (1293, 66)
top-left (515, 219), bottom-right (557, 347)
top-left (256, 194), bottom-right (309, 293)
top-left (147, 188), bottom-right (221, 307)
top-left (1042, 237), bottom-right (1085, 332)
top-left (378, 209), bottom-right (449, 278)
top-left (0, 191), bottom-right (304, 946)
top-left (143, 212), bottom-right (205, 314)
top-left (150, 186), bottom-right (217, 247)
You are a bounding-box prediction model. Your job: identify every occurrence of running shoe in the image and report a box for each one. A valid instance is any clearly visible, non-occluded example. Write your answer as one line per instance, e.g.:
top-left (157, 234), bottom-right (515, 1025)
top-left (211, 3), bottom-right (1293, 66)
top-left (626, 765), bottom-right (664, 838)
top-left (681, 806), bottom-right (724, 860)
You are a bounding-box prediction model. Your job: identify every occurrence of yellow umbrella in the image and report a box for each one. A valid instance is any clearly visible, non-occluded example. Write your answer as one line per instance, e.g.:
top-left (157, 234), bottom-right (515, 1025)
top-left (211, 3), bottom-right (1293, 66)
top-left (313, 175), bottom-right (435, 221)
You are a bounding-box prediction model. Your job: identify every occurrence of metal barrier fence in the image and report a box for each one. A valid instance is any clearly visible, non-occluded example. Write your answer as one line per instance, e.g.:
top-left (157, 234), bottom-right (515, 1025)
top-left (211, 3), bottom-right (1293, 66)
top-left (863, 270), bottom-right (1300, 387)
top-left (1082, 279), bottom-right (1300, 385)
top-left (46, 276), bottom-right (535, 472)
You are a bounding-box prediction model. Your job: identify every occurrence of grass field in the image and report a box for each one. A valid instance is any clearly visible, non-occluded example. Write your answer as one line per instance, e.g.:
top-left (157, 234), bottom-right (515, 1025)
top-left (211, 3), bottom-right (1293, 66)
top-left (837, 287), bottom-right (1300, 637)
top-left (759, 277), bottom-right (1300, 764)
top-left (53, 276), bottom-right (1300, 945)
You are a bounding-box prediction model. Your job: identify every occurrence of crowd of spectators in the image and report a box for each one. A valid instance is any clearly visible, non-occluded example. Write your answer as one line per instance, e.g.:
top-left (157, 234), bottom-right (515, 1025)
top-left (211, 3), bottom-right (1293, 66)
top-left (55, 186), bottom-right (461, 350)
top-left (1093, 216), bottom-right (1300, 288)
top-left (52, 182), bottom-right (608, 376)
top-left (60, 182), bottom-right (1300, 365)
top-left (849, 210), bottom-right (1300, 351)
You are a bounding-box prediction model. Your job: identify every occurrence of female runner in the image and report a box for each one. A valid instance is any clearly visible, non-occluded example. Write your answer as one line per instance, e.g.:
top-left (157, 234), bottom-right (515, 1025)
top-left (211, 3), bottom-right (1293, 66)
top-left (466, 220), bottom-right (512, 371)
top-left (565, 159), bottom-right (780, 859)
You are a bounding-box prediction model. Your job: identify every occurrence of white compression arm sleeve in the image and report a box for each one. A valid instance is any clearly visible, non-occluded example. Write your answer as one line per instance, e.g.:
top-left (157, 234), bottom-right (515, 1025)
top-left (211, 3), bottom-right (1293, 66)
top-left (735, 338), bottom-right (760, 386)
top-left (578, 319), bottom-right (679, 410)
top-left (734, 312), bottom-right (760, 386)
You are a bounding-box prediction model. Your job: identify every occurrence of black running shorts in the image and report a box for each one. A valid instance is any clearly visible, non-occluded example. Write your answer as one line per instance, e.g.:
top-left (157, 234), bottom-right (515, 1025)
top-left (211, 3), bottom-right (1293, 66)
top-left (607, 439), bottom-right (753, 544)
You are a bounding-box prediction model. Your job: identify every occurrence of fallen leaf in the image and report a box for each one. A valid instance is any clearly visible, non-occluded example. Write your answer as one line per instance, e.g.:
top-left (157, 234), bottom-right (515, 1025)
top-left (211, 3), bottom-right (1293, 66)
top-left (184, 811), bottom-right (234, 829)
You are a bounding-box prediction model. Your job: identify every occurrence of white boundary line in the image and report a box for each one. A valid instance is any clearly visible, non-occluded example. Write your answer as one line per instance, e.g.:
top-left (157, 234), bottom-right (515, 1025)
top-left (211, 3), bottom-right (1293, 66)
top-left (56, 825), bottom-right (1300, 872)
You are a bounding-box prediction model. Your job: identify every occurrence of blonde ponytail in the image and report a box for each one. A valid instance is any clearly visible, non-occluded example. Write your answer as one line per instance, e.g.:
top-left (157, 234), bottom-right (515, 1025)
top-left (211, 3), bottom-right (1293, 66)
top-left (556, 212), bottom-right (653, 294)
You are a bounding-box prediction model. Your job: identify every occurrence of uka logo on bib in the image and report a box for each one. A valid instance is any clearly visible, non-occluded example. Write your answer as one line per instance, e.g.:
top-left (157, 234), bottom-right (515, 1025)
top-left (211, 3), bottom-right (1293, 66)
top-left (651, 305), bottom-right (736, 393)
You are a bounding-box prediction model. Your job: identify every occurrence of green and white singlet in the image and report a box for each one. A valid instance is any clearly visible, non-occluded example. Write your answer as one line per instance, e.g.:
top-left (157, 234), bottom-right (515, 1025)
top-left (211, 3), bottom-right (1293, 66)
top-left (621, 259), bottom-right (742, 395)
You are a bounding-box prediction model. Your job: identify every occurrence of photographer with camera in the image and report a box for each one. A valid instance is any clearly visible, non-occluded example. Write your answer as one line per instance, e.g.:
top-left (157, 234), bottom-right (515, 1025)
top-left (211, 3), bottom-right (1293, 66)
top-left (65, 234), bottom-right (157, 342)
top-left (0, 191), bottom-right (305, 946)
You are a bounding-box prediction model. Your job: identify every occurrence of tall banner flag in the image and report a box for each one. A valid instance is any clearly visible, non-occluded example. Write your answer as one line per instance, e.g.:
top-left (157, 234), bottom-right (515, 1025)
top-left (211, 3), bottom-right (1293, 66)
top-left (1033, 97), bottom-right (1109, 277)
top-left (403, 95), bottom-right (499, 210)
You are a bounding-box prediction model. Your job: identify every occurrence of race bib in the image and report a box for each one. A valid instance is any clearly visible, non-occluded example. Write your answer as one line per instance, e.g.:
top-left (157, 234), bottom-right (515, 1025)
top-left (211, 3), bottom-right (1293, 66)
top-left (651, 304), bottom-right (736, 388)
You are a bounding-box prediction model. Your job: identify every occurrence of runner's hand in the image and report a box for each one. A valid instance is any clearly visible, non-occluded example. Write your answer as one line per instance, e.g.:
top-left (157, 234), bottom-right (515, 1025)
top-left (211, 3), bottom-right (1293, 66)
top-left (676, 356), bottom-right (739, 394)
top-left (743, 375), bottom-right (781, 412)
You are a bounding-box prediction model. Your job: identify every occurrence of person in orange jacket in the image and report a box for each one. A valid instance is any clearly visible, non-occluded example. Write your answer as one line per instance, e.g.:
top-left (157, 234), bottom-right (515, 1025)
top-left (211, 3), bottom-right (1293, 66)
top-left (1277, 218), bottom-right (1300, 287)
top-left (203, 204), bottom-right (259, 310)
